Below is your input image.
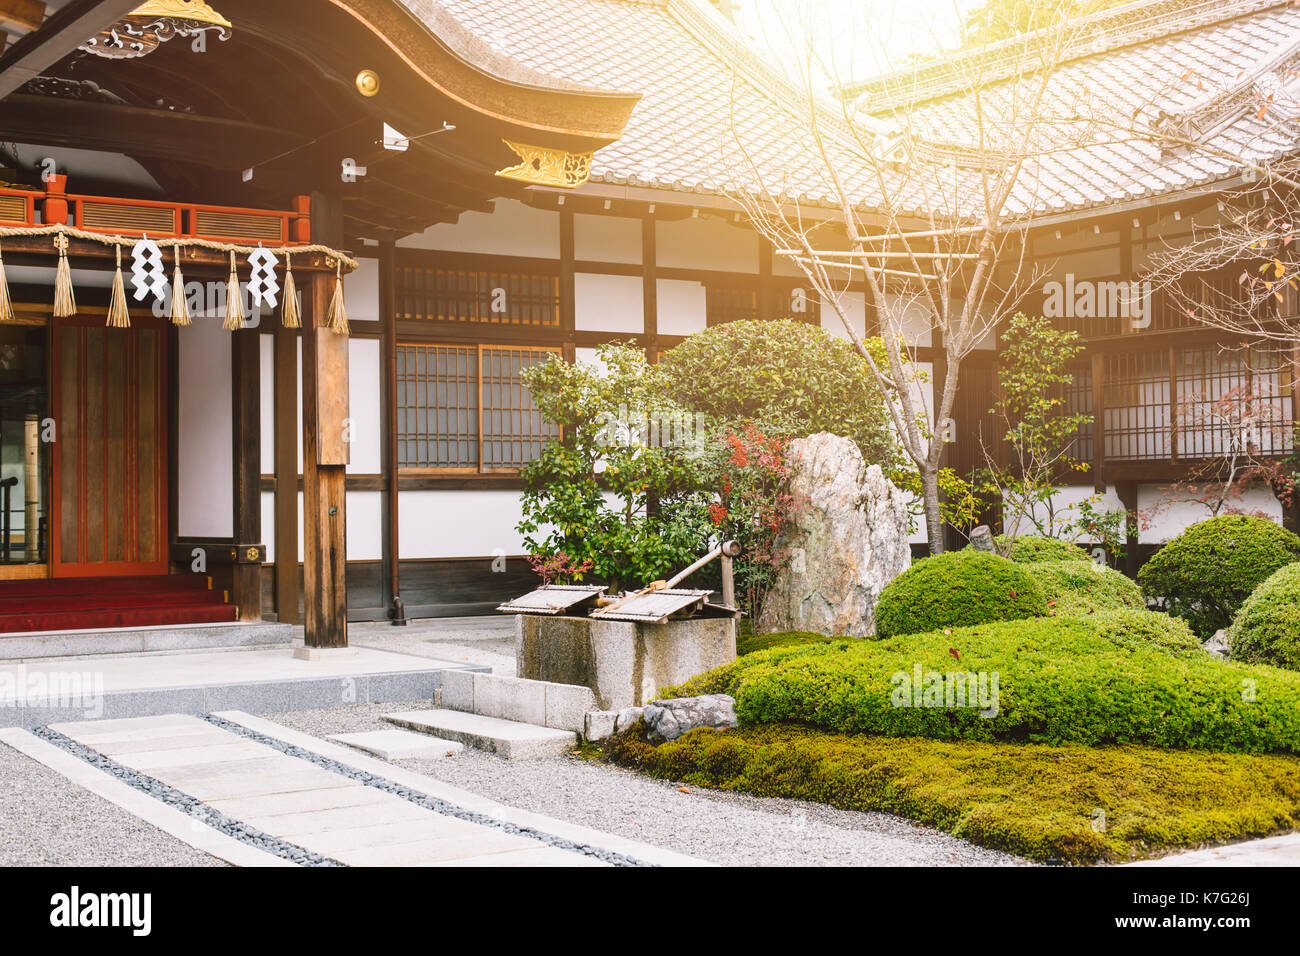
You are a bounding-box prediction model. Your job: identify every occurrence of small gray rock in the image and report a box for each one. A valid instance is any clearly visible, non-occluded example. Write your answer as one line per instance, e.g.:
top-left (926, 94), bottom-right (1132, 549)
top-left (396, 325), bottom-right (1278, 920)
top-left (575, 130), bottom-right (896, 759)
top-left (584, 710), bottom-right (618, 742)
top-left (969, 525), bottom-right (996, 553)
top-left (643, 695), bottom-right (737, 742)
top-left (1204, 630), bottom-right (1231, 660)
top-left (614, 707), bottom-right (644, 733)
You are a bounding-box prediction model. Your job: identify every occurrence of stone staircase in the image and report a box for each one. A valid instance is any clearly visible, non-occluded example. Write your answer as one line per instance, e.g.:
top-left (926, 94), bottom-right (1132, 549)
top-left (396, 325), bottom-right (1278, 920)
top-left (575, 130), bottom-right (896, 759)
top-left (380, 670), bottom-right (596, 760)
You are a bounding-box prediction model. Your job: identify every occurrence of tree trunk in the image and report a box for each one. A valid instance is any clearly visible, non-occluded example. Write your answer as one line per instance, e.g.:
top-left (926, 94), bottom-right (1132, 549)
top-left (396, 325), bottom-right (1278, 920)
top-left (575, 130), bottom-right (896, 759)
top-left (921, 466), bottom-right (945, 555)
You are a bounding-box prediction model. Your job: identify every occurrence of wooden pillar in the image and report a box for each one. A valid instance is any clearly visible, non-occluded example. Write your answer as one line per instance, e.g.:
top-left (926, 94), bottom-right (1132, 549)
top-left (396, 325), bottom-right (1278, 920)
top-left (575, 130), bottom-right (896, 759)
top-left (559, 207), bottom-right (575, 351)
top-left (230, 325), bottom-right (263, 620)
top-left (379, 237), bottom-right (405, 625)
top-left (758, 237), bottom-right (774, 321)
top-left (1091, 350), bottom-right (1107, 494)
top-left (1117, 480), bottom-right (1140, 577)
top-left (301, 269), bottom-right (350, 647)
top-left (642, 214), bottom-right (658, 356)
top-left (272, 317), bottom-right (299, 624)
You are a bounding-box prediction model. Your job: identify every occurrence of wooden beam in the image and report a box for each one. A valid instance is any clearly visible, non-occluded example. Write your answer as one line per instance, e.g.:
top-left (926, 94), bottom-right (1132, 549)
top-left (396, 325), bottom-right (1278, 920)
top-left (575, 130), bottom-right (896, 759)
top-left (642, 215), bottom-right (657, 353)
top-left (0, 0), bottom-right (45, 32)
top-left (0, 0), bottom-right (147, 98)
top-left (0, 95), bottom-right (301, 171)
top-left (230, 325), bottom-right (263, 620)
top-left (560, 209), bottom-right (575, 344)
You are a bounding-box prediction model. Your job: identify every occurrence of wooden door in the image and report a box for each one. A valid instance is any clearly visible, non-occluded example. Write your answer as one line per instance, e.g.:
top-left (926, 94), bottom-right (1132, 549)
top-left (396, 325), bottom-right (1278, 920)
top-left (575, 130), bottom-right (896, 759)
top-left (51, 316), bottom-right (167, 577)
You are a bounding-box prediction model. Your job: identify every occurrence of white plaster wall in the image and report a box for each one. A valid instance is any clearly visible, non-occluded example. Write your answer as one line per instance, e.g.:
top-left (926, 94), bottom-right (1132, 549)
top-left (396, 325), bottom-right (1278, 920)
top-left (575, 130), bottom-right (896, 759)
top-left (347, 337), bottom-right (381, 474)
top-left (1002, 484), bottom-right (1125, 542)
top-left (1136, 485), bottom-right (1284, 544)
top-left (656, 215), bottom-right (759, 273)
top-left (344, 257), bottom-right (380, 323)
top-left (261, 491), bottom-right (276, 562)
top-left (575, 213), bottom-right (641, 264)
top-left (397, 199), bottom-right (559, 258)
top-left (656, 278), bottom-right (708, 336)
top-left (347, 490), bottom-right (383, 560)
top-left (399, 490), bottom-right (532, 558)
top-left (880, 294), bottom-right (933, 348)
top-left (820, 290), bottom-right (866, 342)
top-left (574, 272), bottom-right (643, 333)
top-left (259, 333), bottom-right (275, 471)
top-left (177, 319), bottom-right (233, 537)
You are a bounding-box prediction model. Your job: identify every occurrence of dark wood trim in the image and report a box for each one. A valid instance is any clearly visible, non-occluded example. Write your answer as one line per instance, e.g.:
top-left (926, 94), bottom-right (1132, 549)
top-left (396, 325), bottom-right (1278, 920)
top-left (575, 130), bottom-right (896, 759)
top-left (1091, 350), bottom-right (1106, 493)
top-left (230, 324), bottom-right (263, 620)
top-left (758, 237), bottom-right (774, 321)
top-left (379, 235), bottom-right (405, 625)
top-left (559, 208), bottom-right (576, 343)
top-left (1116, 481), bottom-right (1140, 578)
top-left (0, 0), bottom-right (141, 98)
top-left (272, 314), bottom-right (300, 624)
top-left (165, 322), bottom-right (180, 563)
top-left (642, 215), bottom-right (658, 351)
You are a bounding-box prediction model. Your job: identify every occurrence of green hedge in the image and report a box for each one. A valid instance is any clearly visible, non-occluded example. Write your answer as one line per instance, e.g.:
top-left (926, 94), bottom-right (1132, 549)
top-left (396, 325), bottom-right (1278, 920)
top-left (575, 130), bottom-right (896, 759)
top-left (665, 618), bottom-right (1300, 753)
top-left (1137, 516), bottom-right (1300, 639)
top-left (1024, 560), bottom-right (1145, 616)
top-left (993, 534), bottom-right (1091, 564)
top-left (1228, 563), bottom-right (1300, 671)
top-left (737, 630), bottom-right (839, 656)
top-left (1091, 608), bottom-right (1205, 658)
top-left (603, 726), bottom-right (1300, 864)
top-left (874, 550), bottom-right (1047, 638)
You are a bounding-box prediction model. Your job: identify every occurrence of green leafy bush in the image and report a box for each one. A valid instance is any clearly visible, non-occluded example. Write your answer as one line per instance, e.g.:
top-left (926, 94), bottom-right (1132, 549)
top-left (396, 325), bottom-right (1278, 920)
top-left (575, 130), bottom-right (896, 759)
top-left (1091, 608), bottom-right (1204, 658)
top-left (664, 617), bottom-right (1300, 752)
top-left (874, 550), bottom-right (1047, 638)
top-left (603, 725), bottom-right (1300, 864)
top-left (993, 534), bottom-right (1090, 563)
top-left (1137, 516), bottom-right (1300, 638)
top-left (1024, 560), bottom-right (1144, 616)
top-left (655, 319), bottom-right (898, 467)
top-left (736, 630), bottom-right (839, 656)
top-left (1228, 563), bottom-right (1300, 671)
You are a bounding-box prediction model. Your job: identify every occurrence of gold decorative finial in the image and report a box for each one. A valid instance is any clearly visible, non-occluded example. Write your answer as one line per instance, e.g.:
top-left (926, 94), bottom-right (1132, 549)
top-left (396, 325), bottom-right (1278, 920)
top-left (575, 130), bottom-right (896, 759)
top-left (355, 70), bottom-right (381, 97)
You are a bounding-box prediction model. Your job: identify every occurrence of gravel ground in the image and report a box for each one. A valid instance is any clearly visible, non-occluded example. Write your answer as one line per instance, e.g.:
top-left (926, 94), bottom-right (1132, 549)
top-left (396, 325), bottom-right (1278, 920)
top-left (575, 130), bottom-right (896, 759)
top-left (268, 701), bottom-right (1030, 867)
top-left (0, 740), bottom-right (226, 867)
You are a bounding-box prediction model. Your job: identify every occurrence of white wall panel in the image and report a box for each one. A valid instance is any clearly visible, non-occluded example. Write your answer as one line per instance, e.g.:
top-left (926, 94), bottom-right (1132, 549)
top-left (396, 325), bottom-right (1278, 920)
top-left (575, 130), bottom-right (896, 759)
top-left (1137, 485), bottom-right (1283, 544)
top-left (344, 257), bottom-right (380, 323)
top-left (398, 199), bottom-right (559, 258)
top-left (177, 320), bottom-right (233, 537)
top-left (656, 215), bottom-right (758, 273)
top-left (575, 213), bottom-right (641, 264)
top-left (259, 333), bottom-right (275, 471)
top-left (399, 490), bottom-right (530, 558)
top-left (820, 290), bottom-right (866, 342)
top-left (656, 278), bottom-right (708, 336)
top-left (574, 272), bottom-right (643, 333)
top-left (347, 337), bottom-right (381, 473)
top-left (261, 491), bottom-right (276, 562)
top-left (347, 491), bottom-right (384, 560)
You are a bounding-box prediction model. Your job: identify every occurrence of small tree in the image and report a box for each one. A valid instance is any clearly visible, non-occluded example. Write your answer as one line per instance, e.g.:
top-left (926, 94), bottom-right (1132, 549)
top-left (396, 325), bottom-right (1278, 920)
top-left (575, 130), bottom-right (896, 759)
top-left (978, 313), bottom-right (1091, 538)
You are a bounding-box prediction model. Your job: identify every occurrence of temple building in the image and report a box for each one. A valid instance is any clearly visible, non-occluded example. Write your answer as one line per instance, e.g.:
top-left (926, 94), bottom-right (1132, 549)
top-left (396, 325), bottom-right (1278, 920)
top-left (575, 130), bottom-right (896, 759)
top-left (0, 0), bottom-right (1295, 642)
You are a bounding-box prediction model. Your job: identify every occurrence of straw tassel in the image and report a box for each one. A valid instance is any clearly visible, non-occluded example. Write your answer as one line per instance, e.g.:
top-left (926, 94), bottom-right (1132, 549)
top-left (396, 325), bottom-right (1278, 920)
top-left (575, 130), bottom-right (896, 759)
top-left (223, 250), bottom-right (244, 331)
top-left (170, 246), bottom-right (191, 326)
top-left (0, 239), bottom-right (12, 323)
top-left (107, 244), bottom-right (130, 328)
top-left (53, 233), bottom-right (76, 318)
top-left (326, 259), bottom-right (348, 335)
top-left (281, 255), bottom-right (300, 329)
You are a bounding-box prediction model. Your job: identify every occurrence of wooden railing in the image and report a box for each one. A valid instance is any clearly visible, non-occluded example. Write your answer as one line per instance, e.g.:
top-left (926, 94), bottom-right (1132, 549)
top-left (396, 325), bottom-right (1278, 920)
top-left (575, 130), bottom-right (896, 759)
top-left (0, 177), bottom-right (311, 245)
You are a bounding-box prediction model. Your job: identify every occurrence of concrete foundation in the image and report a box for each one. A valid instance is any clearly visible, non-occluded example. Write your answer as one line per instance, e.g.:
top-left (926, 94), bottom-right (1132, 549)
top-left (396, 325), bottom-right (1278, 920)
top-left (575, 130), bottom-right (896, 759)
top-left (515, 615), bottom-right (736, 711)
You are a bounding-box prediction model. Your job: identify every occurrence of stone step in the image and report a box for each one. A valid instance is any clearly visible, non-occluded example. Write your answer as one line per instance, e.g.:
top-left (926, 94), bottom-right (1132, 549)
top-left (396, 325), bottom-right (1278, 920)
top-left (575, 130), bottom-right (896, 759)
top-left (439, 669), bottom-right (596, 734)
top-left (382, 709), bottom-right (578, 760)
top-left (328, 729), bottom-right (465, 761)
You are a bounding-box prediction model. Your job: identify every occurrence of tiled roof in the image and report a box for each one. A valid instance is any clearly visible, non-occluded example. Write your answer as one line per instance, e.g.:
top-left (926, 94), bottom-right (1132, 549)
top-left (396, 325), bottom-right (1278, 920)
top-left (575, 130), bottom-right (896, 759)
top-left (424, 0), bottom-right (1300, 221)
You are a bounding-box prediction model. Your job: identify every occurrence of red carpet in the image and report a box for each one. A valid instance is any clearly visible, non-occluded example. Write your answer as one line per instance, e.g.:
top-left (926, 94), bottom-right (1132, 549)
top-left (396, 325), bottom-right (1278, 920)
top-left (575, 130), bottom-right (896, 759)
top-left (0, 574), bottom-right (235, 634)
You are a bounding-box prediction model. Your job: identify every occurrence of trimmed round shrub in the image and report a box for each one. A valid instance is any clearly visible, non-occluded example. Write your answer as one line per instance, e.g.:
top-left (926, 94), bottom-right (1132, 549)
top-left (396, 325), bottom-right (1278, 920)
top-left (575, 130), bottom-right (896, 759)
top-left (1137, 516), bottom-right (1300, 639)
top-left (874, 550), bottom-right (1047, 638)
top-left (1092, 608), bottom-right (1204, 658)
top-left (993, 534), bottom-right (1090, 564)
top-left (1024, 560), bottom-right (1144, 616)
top-left (655, 319), bottom-right (897, 466)
top-left (664, 616), bottom-right (1300, 753)
top-left (1227, 563), bottom-right (1300, 670)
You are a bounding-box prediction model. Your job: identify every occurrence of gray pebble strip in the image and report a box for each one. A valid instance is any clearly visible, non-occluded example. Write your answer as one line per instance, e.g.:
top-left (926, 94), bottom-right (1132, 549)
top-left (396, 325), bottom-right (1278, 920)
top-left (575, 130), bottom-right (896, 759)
top-left (202, 714), bottom-right (649, 867)
top-left (31, 726), bottom-right (343, 867)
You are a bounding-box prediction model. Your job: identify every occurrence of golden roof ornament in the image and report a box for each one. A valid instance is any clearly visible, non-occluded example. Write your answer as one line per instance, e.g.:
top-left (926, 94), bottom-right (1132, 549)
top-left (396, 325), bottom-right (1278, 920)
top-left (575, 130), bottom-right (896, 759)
top-left (80, 0), bottom-right (232, 60)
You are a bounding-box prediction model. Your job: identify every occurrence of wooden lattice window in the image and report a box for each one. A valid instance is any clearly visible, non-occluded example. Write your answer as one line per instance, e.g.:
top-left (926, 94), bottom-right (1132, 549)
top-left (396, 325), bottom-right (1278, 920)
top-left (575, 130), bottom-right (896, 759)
top-left (396, 260), bottom-right (559, 326)
top-left (1102, 349), bottom-right (1171, 461)
top-left (395, 344), bottom-right (560, 473)
top-left (705, 282), bottom-right (759, 326)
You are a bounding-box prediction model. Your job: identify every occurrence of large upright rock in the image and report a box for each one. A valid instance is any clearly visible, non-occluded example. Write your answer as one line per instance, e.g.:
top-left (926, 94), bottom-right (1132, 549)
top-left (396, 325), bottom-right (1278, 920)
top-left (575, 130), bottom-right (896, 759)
top-left (756, 433), bottom-right (911, 637)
